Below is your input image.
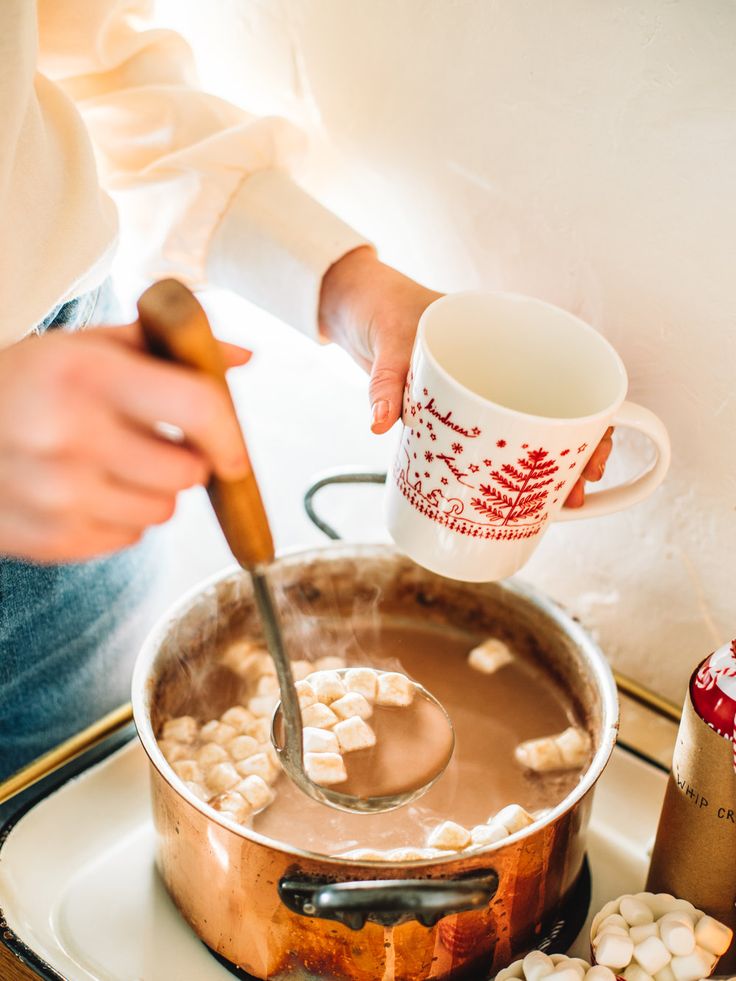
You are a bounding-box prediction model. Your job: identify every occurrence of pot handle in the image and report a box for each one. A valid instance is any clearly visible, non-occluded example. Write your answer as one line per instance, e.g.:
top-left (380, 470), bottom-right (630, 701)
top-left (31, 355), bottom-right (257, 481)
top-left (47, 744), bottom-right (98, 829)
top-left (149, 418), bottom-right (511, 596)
top-left (304, 469), bottom-right (387, 541)
top-left (278, 869), bottom-right (498, 930)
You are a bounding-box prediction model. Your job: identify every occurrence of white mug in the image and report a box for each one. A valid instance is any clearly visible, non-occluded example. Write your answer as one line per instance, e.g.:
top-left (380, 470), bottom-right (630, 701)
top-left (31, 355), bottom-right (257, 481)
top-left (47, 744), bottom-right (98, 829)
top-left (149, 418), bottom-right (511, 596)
top-left (385, 291), bottom-right (670, 582)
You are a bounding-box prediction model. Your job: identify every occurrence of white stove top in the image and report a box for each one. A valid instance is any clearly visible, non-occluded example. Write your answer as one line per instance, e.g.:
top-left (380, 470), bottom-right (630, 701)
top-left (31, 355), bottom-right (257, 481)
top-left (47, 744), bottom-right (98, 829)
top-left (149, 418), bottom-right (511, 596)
top-left (0, 738), bottom-right (667, 981)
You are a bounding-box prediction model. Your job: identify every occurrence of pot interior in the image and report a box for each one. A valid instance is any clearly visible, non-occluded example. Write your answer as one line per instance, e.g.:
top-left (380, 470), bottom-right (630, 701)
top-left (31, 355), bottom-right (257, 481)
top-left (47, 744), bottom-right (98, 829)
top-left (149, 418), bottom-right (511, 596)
top-left (140, 546), bottom-right (617, 859)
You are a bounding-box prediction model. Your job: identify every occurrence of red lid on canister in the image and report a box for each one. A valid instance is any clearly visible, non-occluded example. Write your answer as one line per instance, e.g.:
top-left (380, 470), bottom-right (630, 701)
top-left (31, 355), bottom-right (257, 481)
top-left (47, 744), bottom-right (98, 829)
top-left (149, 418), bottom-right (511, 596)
top-left (690, 638), bottom-right (736, 753)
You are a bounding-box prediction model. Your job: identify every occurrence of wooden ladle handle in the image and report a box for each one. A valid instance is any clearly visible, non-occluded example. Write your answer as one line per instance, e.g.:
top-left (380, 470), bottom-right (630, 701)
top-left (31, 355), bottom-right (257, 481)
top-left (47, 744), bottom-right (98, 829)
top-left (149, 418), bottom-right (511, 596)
top-left (137, 279), bottom-right (274, 569)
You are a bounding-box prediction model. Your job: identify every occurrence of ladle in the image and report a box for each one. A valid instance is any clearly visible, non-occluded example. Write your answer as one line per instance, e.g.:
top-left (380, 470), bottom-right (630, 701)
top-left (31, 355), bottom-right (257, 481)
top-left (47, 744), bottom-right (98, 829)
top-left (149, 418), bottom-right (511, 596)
top-left (137, 279), bottom-right (455, 813)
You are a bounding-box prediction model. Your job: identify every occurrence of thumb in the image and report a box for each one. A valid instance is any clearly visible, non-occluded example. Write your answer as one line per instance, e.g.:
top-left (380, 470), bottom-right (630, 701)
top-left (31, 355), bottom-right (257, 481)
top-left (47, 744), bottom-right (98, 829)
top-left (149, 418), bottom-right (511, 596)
top-left (368, 344), bottom-right (409, 435)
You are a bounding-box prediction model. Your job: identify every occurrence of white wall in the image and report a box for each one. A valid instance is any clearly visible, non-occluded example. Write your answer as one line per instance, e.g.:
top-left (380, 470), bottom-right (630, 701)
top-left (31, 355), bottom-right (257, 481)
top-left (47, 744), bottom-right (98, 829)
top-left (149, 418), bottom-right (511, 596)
top-left (154, 0), bottom-right (736, 704)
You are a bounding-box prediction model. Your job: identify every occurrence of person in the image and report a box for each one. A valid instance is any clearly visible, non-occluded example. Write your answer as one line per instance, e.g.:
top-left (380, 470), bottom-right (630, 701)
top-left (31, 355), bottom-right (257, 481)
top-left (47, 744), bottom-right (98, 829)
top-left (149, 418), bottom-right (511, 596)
top-left (0, 1), bottom-right (612, 782)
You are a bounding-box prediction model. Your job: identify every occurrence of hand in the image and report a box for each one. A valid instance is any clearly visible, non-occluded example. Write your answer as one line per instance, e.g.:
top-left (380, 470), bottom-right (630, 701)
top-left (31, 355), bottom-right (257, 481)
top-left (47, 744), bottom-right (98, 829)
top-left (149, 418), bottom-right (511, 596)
top-left (0, 323), bottom-right (251, 563)
top-left (318, 246), bottom-right (613, 506)
top-left (318, 246), bottom-right (441, 434)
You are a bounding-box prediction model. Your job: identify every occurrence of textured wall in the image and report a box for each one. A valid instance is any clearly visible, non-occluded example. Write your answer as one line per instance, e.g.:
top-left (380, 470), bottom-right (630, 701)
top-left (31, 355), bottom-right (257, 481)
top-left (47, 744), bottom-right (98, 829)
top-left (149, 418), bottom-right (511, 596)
top-left (156, 0), bottom-right (736, 704)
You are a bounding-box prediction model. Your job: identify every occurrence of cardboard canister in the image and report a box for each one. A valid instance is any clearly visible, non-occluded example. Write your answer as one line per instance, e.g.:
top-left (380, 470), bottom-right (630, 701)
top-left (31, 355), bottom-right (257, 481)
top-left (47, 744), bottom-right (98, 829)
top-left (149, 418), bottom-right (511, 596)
top-left (646, 640), bottom-right (736, 972)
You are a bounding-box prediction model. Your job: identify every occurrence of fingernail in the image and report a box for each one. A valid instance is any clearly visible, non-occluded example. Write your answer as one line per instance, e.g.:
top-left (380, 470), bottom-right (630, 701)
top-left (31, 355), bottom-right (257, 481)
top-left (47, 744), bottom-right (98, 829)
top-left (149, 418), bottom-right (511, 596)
top-left (372, 400), bottom-right (389, 427)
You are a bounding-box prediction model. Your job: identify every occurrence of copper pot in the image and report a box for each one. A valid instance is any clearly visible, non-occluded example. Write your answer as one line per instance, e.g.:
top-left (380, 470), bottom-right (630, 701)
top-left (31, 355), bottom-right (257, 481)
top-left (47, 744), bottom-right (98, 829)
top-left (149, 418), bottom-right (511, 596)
top-left (132, 545), bottom-right (618, 980)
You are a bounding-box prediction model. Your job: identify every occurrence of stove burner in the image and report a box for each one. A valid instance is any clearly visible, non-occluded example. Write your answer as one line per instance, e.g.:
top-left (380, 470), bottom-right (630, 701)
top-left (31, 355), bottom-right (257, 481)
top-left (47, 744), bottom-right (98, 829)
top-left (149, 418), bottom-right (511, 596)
top-left (204, 856), bottom-right (591, 980)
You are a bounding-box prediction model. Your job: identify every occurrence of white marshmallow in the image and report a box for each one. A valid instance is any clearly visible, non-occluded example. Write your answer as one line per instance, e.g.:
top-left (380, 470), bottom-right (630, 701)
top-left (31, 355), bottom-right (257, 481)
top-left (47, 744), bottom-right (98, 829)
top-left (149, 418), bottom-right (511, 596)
top-left (565, 959), bottom-right (590, 979)
top-left (314, 655), bottom-right (346, 671)
top-left (291, 660), bottom-right (314, 681)
top-left (376, 671), bottom-right (415, 706)
top-left (334, 716), bottom-right (377, 753)
top-left (309, 671), bottom-right (347, 703)
top-left (158, 739), bottom-right (189, 763)
top-left (301, 702), bottom-right (339, 729)
top-left (427, 821), bottom-right (471, 850)
top-left (555, 726), bottom-right (590, 766)
top-left (235, 775), bottom-right (274, 811)
top-left (670, 948), bottom-right (717, 981)
top-left (384, 848), bottom-right (435, 862)
top-left (669, 900), bottom-right (698, 923)
top-left (494, 804), bottom-right (535, 835)
top-left (620, 894), bottom-right (655, 927)
top-left (255, 674), bottom-right (280, 695)
top-left (248, 694), bottom-right (278, 718)
top-left (593, 932), bottom-right (635, 970)
top-left (585, 969), bottom-right (617, 981)
top-left (200, 721), bottom-right (238, 746)
top-left (196, 743), bottom-right (230, 767)
top-left (522, 950), bottom-right (555, 981)
top-left (660, 914), bottom-right (696, 956)
top-left (339, 848), bottom-right (386, 861)
top-left (210, 790), bottom-right (250, 822)
top-left (548, 970), bottom-right (583, 981)
top-left (652, 966), bottom-right (676, 981)
top-left (227, 734), bottom-right (260, 761)
top-left (304, 751), bottom-right (347, 786)
top-left (344, 668), bottom-right (378, 702)
top-left (633, 936), bottom-right (671, 975)
top-left (597, 925), bottom-right (629, 938)
top-left (222, 645), bottom-right (274, 681)
top-left (172, 759), bottom-right (204, 783)
top-left (184, 781), bottom-right (208, 802)
top-left (495, 960), bottom-right (525, 980)
top-left (220, 705), bottom-right (255, 732)
top-left (303, 726), bottom-right (339, 754)
top-left (621, 966), bottom-right (649, 981)
top-left (331, 692), bottom-right (373, 721)
top-left (234, 752), bottom-right (273, 783)
top-left (629, 922), bottom-right (659, 944)
top-left (162, 716), bottom-right (198, 743)
top-left (592, 900), bottom-right (621, 937)
top-left (599, 913), bottom-right (630, 932)
top-left (295, 680), bottom-right (317, 709)
top-left (468, 638), bottom-right (514, 674)
top-left (694, 914), bottom-right (733, 956)
top-left (515, 736), bottom-right (564, 772)
top-left (246, 717), bottom-right (272, 743)
top-left (648, 894), bottom-right (680, 919)
top-left (470, 823), bottom-right (508, 847)
top-left (205, 761), bottom-right (240, 793)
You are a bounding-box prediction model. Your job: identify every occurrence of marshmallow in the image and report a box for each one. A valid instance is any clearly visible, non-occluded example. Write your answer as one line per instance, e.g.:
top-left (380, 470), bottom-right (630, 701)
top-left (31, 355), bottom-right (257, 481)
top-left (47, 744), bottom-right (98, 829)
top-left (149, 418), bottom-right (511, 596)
top-left (184, 780), bottom-right (208, 802)
top-left (210, 790), bottom-right (250, 822)
top-left (172, 759), bottom-right (204, 783)
top-left (468, 638), bottom-right (514, 674)
top-left (694, 914), bottom-right (733, 956)
top-left (522, 950), bottom-right (555, 981)
top-left (633, 936), bottom-right (671, 976)
top-left (334, 716), bottom-right (377, 753)
top-left (629, 922), bottom-right (659, 944)
top-left (670, 948), bottom-right (717, 981)
top-left (314, 656), bottom-right (346, 671)
top-left (548, 970), bottom-right (583, 981)
top-left (621, 966), bottom-right (650, 981)
top-left (255, 674), bottom-right (280, 695)
top-left (303, 726), bottom-right (339, 754)
top-left (220, 705), bottom-right (255, 732)
top-left (648, 894), bottom-right (679, 919)
top-left (246, 717), bottom-right (272, 743)
top-left (205, 761), bottom-right (240, 793)
top-left (309, 671), bottom-right (347, 704)
top-left (200, 721), bottom-right (238, 746)
top-left (291, 660), bottom-right (314, 681)
top-left (593, 932), bottom-right (635, 970)
top-left (515, 727), bottom-right (589, 773)
top-left (162, 716), bottom-right (198, 743)
top-left (494, 803), bottom-right (535, 835)
top-left (235, 774), bottom-right (274, 811)
top-left (556, 726), bottom-right (590, 766)
top-left (495, 961), bottom-right (525, 980)
top-left (599, 914), bottom-right (630, 932)
top-left (248, 694), bottom-right (279, 718)
top-left (196, 743), bottom-right (230, 767)
top-left (376, 671), bottom-right (415, 707)
top-left (470, 823), bottom-right (509, 847)
top-left (339, 848), bottom-right (387, 861)
top-left (660, 914), bottom-right (696, 956)
top-left (331, 691), bottom-right (373, 721)
top-left (221, 644), bottom-right (273, 681)
top-left (385, 848), bottom-right (435, 862)
top-left (427, 821), bottom-right (471, 850)
top-left (652, 966), bottom-right (676, 981)
top-left (304, 751), bottom-right (348, 786)
top-left (344, 668), bottom-right (378, 702)
top-left (295, 680), bottom-right (317, 709)
top-left (585, 969), bottom-right (617, 981)
top-left (227, 734), bottom-right (260, 761)
top-left (234, 752), bottom-right (273, 783)
top-left (158, 739), bottom-right (189, 763)
top-left (620, 895), bottom-right (655, 927)
top-left (565, 960), bottom-right (590, 979)
top-left (301, 702), bottom-right (339, 729)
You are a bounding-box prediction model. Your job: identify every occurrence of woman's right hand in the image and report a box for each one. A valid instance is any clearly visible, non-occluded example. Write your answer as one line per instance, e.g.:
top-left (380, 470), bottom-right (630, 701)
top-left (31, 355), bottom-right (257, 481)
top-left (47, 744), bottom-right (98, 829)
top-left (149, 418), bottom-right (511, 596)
top-left (0, 323), bottom-right (251, 563)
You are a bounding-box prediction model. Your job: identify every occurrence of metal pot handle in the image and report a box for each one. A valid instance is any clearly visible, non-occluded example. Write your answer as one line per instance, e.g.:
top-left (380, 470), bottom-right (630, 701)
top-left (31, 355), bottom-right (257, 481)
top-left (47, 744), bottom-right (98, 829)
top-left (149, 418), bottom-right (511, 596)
top-left (304, 468), bottom-right (387, 541)
top-left (278, 869), bottom-right (498, 929)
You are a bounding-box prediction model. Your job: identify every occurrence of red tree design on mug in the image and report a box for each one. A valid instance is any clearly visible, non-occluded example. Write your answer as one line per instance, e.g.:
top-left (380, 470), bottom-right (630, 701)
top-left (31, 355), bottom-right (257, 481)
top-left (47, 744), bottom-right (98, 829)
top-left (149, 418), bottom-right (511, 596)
top-left (471, 447), bottom-right (559, 525)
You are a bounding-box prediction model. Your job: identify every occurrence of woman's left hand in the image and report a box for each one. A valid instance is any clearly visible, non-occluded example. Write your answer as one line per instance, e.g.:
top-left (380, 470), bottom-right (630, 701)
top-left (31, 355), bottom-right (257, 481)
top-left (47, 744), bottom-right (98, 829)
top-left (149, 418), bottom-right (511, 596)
top-left (318, 246), bottom-right (441, 434)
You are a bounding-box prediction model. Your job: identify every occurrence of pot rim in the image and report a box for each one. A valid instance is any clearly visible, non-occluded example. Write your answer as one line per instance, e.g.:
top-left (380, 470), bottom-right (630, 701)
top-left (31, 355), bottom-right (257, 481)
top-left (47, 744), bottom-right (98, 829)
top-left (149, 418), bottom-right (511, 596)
top-left (132, 544), bottom-right (619, 867)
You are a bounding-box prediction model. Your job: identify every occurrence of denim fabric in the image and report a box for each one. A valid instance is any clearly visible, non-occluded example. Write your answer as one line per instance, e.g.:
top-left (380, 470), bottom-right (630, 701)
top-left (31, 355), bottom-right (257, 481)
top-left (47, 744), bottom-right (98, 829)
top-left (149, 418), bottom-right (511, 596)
top-left (0, 283), bottom-right (163, 783)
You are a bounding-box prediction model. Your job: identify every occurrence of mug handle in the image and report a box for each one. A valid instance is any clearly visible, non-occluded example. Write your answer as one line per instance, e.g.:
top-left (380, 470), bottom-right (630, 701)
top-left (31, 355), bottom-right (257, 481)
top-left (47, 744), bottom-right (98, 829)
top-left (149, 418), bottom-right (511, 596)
top-left (554, 401), bottom-right (671, 522)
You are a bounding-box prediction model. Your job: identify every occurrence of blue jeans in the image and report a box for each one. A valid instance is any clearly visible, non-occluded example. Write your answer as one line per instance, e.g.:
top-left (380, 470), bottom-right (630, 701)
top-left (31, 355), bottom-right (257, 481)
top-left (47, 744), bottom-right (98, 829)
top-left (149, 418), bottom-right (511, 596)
top-left (0, 284), bottom-right (162, 782)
